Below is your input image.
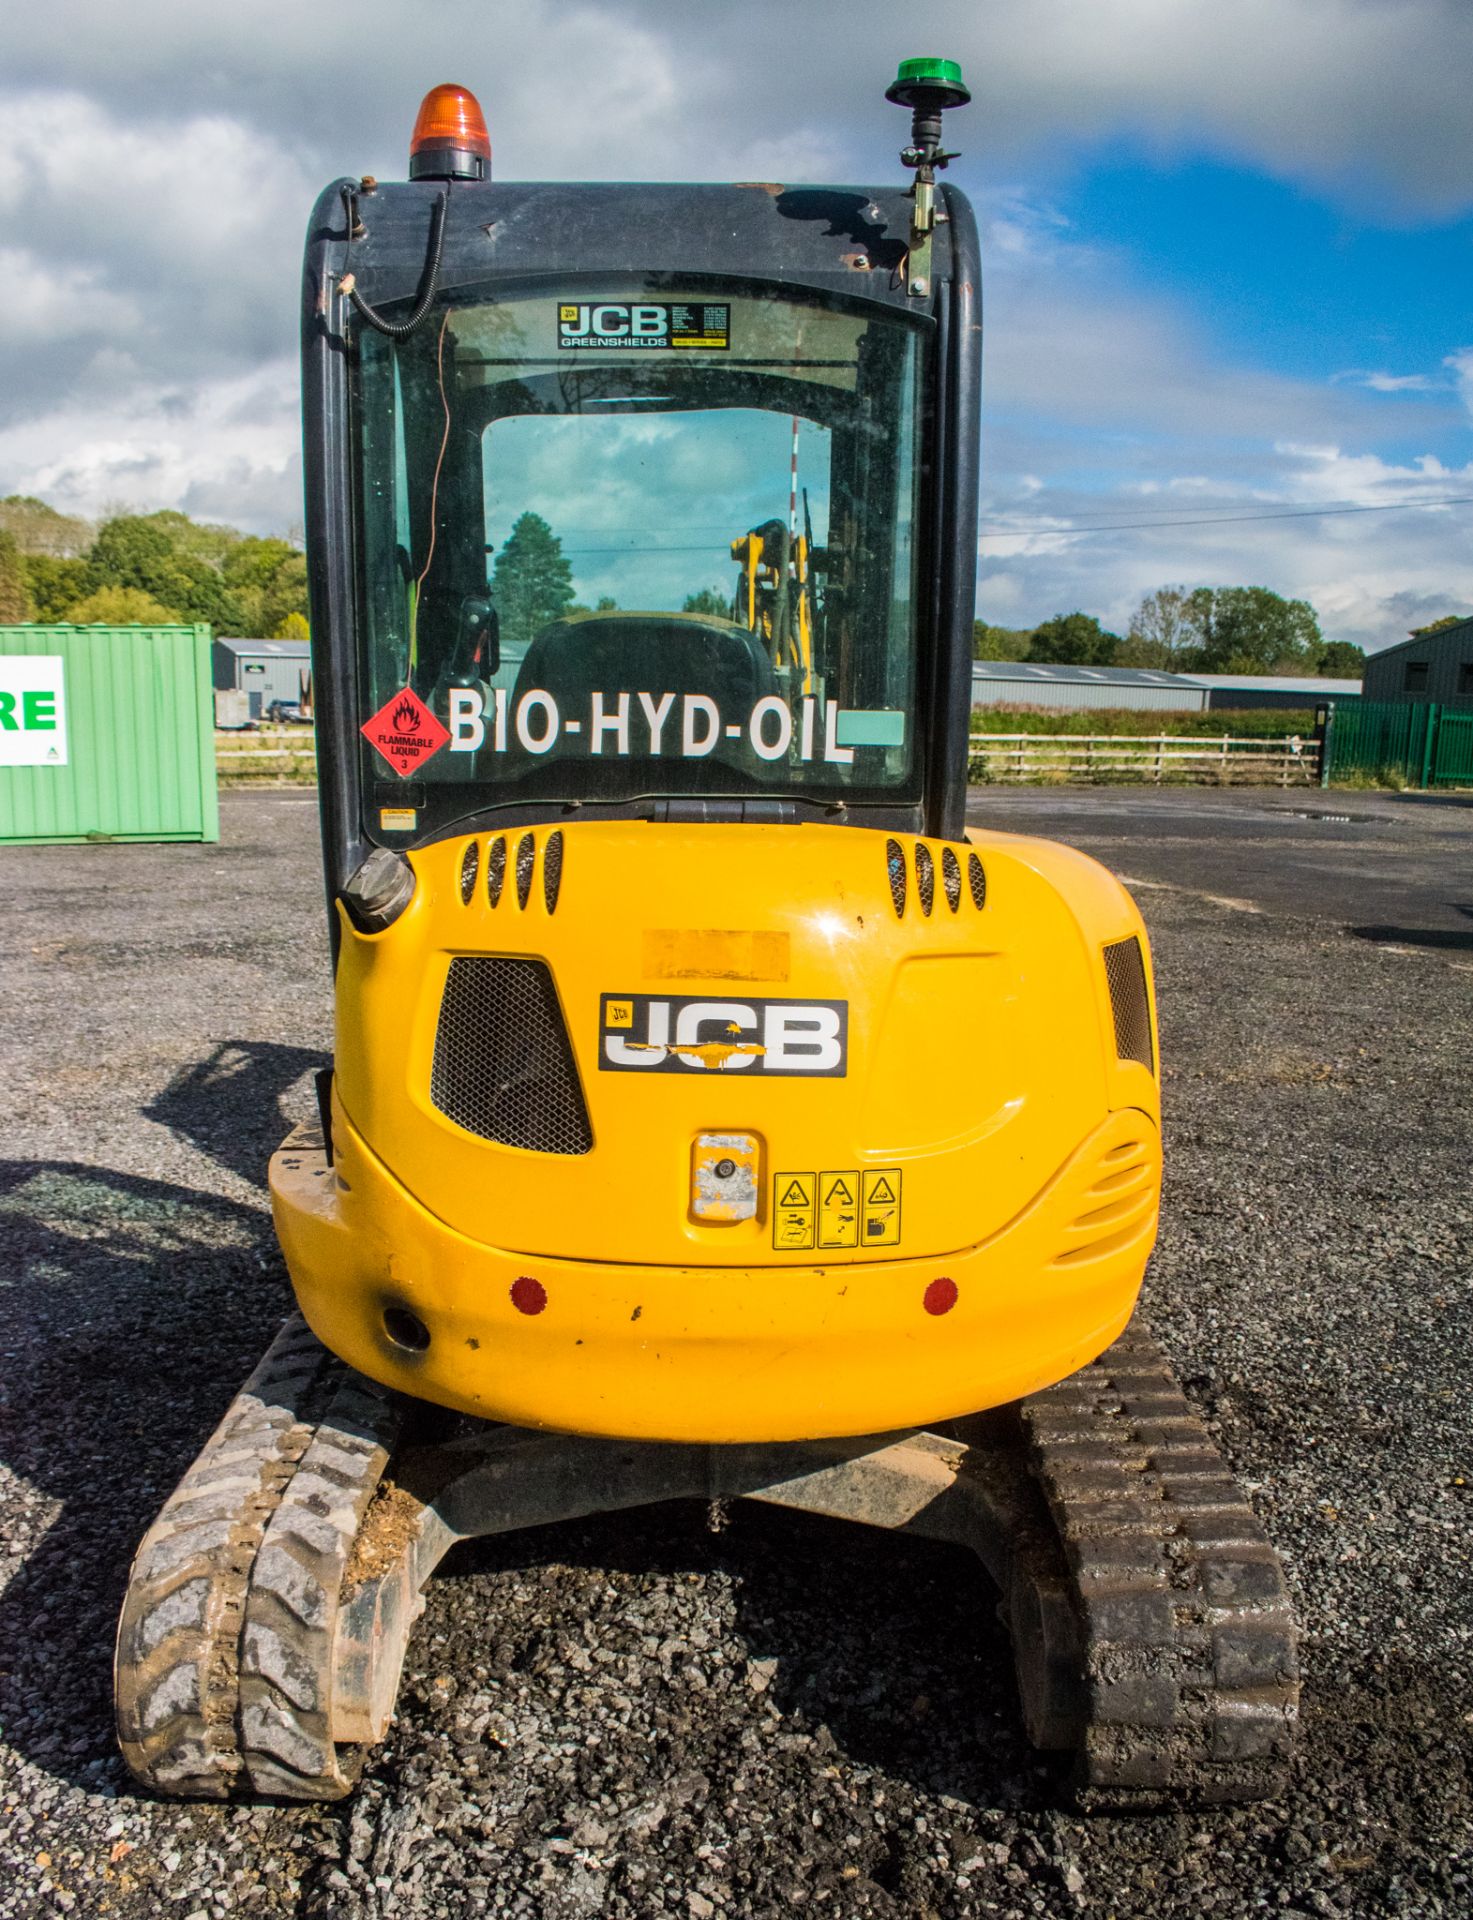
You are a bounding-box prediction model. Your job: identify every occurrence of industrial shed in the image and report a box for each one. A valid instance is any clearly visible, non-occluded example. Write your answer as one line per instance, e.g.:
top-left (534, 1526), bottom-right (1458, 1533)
top-left (970, 662), bottom-right (1207, 712)
top-left (1361, 617), bottom-right (1473, 705)
top-left (1189, 674), bottom-right (1361, 712)
top-left (211, 637), bottom-right (311, 719)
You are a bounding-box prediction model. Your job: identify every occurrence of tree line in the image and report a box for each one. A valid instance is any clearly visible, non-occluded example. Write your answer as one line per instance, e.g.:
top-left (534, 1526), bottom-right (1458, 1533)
top-left (975, 586), bottom-right (1369, 677)
top-left (0, 496), bottom-right (309, 638)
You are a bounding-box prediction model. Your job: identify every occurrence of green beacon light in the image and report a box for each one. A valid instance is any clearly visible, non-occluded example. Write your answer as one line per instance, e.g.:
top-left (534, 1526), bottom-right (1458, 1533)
top-left (885, 56), bottom-right (972, 112)
top-left (886, 56), bottom-right (971, 296)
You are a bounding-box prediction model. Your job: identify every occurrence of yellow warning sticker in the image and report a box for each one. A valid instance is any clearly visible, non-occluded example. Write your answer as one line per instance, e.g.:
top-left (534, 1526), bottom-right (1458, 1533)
top-left (379, 807), bottom-right (417, 832)
top-left (861, 1168), bottom-right (902, 1247)
top-left (818, 1170), bottom-right (860, 1249)
top-left (605, 998), bottom-right (634, 1029)
top-left (772, 1171), bottom-right (815, 1250)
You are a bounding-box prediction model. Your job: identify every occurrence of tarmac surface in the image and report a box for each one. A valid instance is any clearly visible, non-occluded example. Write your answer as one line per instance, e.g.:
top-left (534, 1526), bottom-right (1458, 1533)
top-left (1, 785), bottom-right (1470, 1918)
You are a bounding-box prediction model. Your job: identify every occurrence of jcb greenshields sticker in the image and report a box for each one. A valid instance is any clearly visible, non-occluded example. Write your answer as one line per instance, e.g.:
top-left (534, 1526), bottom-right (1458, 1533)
top-left (557, 303), bottom-right (729, 350)
top-left (0, 656), bottom-right (67, 766)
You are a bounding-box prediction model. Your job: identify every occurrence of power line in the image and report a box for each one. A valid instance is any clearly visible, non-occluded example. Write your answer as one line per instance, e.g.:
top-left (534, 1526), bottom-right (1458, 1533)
top-left (977, 494), bottom-right (1473, 542)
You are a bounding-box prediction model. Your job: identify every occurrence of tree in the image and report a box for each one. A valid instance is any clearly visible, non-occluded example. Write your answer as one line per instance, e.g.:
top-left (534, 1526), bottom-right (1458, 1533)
top-left (1413, 614), bottom-right (1468, 635)
top-left (222, 536), bottom-right (309, 635)
top-left (21, 554), bottom-right (90, 621)
top-left (683, 587), bottom-right (730, 617)
top-left (274, 610), bottom-right (310, 641)
top-left (1118, 586), bottom-right (1200, 669)
top-left (1027, 611), bottom-right (1120, 666)
top-left (489, 513), bottom-right (574, 648)
top-left (86, 514), bottom-right (244, 630)
top-left (0, 494), bottom-right (92, 557)
top-left (1187, 586), bottom-right (1322, 673)
top-left (972, 620), bottom-right (1032, 660)
top-left (62, 585), bottom-right (183, 625)
top-left (1318, 639), bottom-right (1366, 678)
top-left (0, 531), bottom-right (35, 622)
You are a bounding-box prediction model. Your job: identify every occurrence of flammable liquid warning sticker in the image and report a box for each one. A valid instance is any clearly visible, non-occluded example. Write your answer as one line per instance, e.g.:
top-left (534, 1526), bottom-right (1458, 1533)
top-left (557, 302), bottom-right (729, 351)
top-left (362, 687), bottom-right (450, 777)
top-left (772, 1167), bottom-right (903, 1251)
top-left (772, 1172), bottom-right (815, 1251)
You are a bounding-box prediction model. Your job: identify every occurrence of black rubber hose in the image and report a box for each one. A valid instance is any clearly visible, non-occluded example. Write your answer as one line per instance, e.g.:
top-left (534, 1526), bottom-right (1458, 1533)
top-left (342, 187), bottom-right (448, 341)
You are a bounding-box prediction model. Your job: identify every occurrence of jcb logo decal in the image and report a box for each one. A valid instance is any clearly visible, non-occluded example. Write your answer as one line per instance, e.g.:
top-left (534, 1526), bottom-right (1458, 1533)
top-left (557, 301), bottom-right (729, 351)
top-left (599, 993), bottom-right (846, 1075)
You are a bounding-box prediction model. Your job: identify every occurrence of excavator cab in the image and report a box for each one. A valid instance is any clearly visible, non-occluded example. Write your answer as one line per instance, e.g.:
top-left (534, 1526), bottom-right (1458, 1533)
top-left (115, 66), bottom-right (1298, 1808)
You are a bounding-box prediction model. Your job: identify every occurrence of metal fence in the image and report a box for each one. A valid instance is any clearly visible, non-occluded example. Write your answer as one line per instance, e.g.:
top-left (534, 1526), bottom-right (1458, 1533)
top-left (216, 728), bottom-right (317, 782)
top-left (219, 728), bottom-right (1324, 789)
top-left (1319, 700), bottom-right (1473, 788)
top-left (968, 732), bottom-right (1319, 785)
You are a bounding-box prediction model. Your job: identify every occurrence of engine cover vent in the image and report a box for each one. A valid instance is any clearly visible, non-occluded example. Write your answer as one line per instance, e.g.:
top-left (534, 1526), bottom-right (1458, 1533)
top-left (885, 838), bottom-right (907, 917)
top-left (431, 957), bottom-right (593, 1154)
top-left (1103, 936), bottom-right (1154, 1071)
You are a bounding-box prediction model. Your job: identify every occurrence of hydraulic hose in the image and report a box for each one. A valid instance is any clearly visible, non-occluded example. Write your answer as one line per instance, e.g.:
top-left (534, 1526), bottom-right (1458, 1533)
top-left (340, 186), bottom-right (448, 340)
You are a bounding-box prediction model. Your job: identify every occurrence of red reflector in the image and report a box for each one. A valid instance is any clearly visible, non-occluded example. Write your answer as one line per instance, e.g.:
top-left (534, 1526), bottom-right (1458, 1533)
top-left (411, 84), bottom-right (491, 161)
top-left (510, 1275), bottom-right (547, 1315)
top-left (923, 1277), bottom-right (958, 1316)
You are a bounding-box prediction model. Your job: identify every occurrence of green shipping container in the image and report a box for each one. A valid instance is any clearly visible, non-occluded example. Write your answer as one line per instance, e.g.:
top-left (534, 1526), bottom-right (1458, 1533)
top-left (0, 624), bottom-right (219, 845)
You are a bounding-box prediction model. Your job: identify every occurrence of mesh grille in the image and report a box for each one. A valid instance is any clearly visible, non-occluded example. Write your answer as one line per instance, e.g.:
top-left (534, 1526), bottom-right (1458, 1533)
top-left (941, 846), bottom-right (961, 913)
top-left (915, 842), bottom-right (935, 916)
top-left (885, 838), bottom-right (907, 917)
top-left (486, 836), bottom-right (506, 907)
top-left (515, 833), bottom-right (535, 909)
top-left (968, 851), bottom-right (987, 910)
top-left (1103, 936), bottom-right (1154, 1071)
top-left (459, 840), bottom-right (479, 904)
top-left (431, 958), bottom-right (593, 1153)
top-left (543, 830), bottom-right (564, 914)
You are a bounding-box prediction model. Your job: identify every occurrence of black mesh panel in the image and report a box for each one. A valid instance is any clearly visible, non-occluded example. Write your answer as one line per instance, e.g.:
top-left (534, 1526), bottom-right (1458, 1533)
top-left (515, 833), bottom-right (535, 909)
top-left (431, 958), bottom-right (593, 1153)
top-left (968, 851), bottom-right (987, 910)
top-left (1103, 937), bottom-right (1154, 1071)
top-left (486, 836), bottom-right (506, 907)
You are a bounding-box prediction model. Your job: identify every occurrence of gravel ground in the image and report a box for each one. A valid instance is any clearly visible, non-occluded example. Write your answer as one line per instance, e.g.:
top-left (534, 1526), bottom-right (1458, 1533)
top-left (1, 786), bottom-right (1470, 1919)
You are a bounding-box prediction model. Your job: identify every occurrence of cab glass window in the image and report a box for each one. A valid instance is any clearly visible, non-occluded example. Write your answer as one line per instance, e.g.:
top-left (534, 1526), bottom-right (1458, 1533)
top-left (351, 284), bottom-right (929, 828)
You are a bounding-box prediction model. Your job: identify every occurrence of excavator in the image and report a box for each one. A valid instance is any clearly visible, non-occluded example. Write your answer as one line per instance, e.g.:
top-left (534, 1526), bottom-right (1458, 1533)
top-left (115, 64), bottom-right (1298, 1807)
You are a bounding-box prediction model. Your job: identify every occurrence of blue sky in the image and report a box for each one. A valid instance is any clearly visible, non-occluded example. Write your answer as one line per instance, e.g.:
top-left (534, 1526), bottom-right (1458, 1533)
top-left (0, 0), bottom-right (1468, 651)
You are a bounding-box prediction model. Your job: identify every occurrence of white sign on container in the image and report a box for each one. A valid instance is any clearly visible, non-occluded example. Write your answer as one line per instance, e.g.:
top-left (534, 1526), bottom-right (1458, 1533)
top-left (0, 655), bottom-right (68, 766)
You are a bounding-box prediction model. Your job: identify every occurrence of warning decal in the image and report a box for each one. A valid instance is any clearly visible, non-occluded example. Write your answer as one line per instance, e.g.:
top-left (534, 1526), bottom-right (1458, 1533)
top-left (861, 1169), bottom-right (902, 1247)
top-left (818, 1171), bottom-right (859, 1249)
top-left (362, 686), bottom-right (450, 777)
top-left (773, 1167), bottom-right (903, 1251)
top-left (772, 1172), bottom-right (815, 1250)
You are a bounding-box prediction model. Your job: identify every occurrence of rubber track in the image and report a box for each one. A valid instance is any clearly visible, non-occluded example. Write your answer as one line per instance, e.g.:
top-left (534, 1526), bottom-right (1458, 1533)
top-left (114, 1315), bottom-right (402, 1800)
top-left (1020, 1322), bottom-right (1299, 1807)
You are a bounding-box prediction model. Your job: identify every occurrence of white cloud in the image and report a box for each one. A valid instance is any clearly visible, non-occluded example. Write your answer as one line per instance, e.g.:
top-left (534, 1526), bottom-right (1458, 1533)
top-left (1335, 371), bottom-right (1438, 393)
top-left (1446, 349), bottom-right (1473, 423)
top-left (0, 0), bottom-right (1468, 652)
top-left (0, 360), bottom-right (301, 529)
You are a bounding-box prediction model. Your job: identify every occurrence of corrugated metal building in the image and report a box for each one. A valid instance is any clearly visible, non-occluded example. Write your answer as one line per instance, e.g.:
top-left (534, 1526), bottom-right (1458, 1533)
top-left (212, 637), bottom-right (311, 717)
top-left (970, 662), bottom-right (1208, 712)
top-left (1360, 617), bottom-right (1473, 704)
top-left (1189, 674), bottom-right (1361, 712)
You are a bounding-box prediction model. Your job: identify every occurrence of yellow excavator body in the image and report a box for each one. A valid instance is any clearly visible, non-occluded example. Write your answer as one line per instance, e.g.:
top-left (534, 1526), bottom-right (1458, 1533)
top-left (271, 820), bottom-right (1159, 1442)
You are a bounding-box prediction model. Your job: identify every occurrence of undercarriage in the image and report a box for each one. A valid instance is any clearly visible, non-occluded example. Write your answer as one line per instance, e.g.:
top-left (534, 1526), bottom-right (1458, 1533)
top-left (116, 1309), bottom-right (1298, 1809)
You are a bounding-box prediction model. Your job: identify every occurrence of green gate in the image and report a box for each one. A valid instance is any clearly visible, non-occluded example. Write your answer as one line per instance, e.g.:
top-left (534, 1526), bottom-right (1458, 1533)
top-left (1321, 699), bottom-right (1473, 789)
top-left (1431, 708), bottom-right (1473, 785)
